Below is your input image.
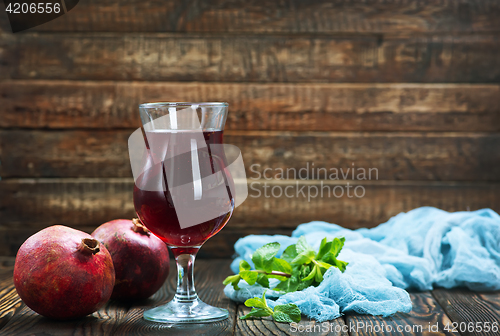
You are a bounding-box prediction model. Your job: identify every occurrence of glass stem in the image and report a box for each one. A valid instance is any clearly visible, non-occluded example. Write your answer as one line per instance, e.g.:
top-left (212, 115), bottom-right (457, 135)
top-left (173, 253), bottom-right (198, 303)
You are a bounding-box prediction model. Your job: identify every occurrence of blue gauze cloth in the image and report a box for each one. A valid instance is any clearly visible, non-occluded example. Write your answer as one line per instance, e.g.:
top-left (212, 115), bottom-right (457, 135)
top-left (224, 207), bottom-right (500, 322)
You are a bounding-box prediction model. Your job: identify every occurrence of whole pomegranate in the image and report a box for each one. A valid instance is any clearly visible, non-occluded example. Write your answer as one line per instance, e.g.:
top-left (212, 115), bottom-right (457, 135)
top-left (14, 225), bottom-right (115, 320)
top-left (91, 218), bottom-right (169, 300)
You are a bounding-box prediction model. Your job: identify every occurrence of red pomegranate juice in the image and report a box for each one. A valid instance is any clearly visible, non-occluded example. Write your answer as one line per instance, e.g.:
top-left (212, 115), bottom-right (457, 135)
top-left (133, 130), bottom-right (234, 256)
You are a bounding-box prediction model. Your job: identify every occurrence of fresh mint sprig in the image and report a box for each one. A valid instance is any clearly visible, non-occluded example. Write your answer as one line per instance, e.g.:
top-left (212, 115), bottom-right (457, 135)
top-left (275, 236), bottom-right (348, 292)
top-left (223, 242), bottom-right (292, 290)
top-left (223, 236), bottom-right (348, 293)
top-left (240, 290), bottom-right (301, 323)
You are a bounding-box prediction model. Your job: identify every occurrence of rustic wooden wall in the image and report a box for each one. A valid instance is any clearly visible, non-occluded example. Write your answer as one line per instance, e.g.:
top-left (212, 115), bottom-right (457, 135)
top-left (0, 0), bottom-right (499, 258)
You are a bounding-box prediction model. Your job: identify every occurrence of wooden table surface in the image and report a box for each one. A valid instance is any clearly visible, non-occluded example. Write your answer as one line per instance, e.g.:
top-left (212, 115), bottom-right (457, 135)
top-left (0, 258), bottom-right (499, 336)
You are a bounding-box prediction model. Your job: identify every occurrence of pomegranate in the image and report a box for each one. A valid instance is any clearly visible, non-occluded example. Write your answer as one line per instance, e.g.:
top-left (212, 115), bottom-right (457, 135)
top-left (91, 218), bottom-right (169, 300)
top-left (14, 225), bottom-right (115, 320)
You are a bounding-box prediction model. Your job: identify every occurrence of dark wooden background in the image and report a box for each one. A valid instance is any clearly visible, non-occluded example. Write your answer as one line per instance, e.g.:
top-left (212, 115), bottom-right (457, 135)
top-left (0, 0), bottom-right (499, 258)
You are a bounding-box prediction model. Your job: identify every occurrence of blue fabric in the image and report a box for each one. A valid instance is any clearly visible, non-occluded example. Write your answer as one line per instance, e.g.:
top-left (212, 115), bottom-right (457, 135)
top-left (224, 207), bottom-right (500, 321)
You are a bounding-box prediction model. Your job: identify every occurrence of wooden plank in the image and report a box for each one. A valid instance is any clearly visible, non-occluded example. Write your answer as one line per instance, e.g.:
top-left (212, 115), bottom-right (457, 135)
top-left (0, 130), bottom-right (134, 178)
top-left (0, 179), bottom-right (499, 257)
top-left (236, 306), bottom-right (348, 335)
top-left (1, 179), bottom-right (498, 229)
top-left (1, 34), bottom-right (500, 83)
top-left (0, 275), bottom-right (22, 331)
top-left (230, 180), bottom-right (500, 229)
top-left (112, 259), bottom-right (236, 336)
top-left (0, 259), bottom-right (236, 335)
top-left (345, 292), bottom-right (460, 336)
top-left (432, 289), bottom-right (500, 336)
top-left (1, 130), bottom-right (499, 181)
top-left (1, 0), bottom-right (499, 34)
top-left (0, 291), bottom-right (129, 335)
top-left (1, 81), bottom-right (499, 132)
top-left (0, 258), bottom-right (15, 271)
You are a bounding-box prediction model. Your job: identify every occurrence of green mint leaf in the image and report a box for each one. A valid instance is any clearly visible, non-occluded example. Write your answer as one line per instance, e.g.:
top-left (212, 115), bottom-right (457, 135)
top-left (330, 237), bottom-right (345, 258)
top-left (314, 265), bottom-right (324, 283)
top-left (296, 265), bottom-right (314, 289)
top-left (291, 250), bottom-right (315, 265)
top-left (240, 308), bottom-right (271, 319)
top-left (272, 311), bottom-right (294, 323)
top-left (240, 270), bottom-right (258, 285)
top-left (273, 280), bottom-right (287, 292)
top-left (302, 264), bottom-right (317, 281)
top-left (239, 259), bottom-right (251, 272)
top-left (297, 277), bottom-right (313, 291)
top-left (252, 242), bottom-right (280, 272)
top-left (241, 290), bottom-right (274, 319)
top-left (225, 236), bottom-right (348, 295)
top-left (316, 237), bottom-right (332, 260)
top-left (223, 274), bottom-right (239, 286)
top-left (243, 291), bottom-right (303, 323)
top-left (335, 259), bottom-right (349, 272)
top-left (273, 258), bottom-right (292, 273)
top-left (319, 251), bottom-right (340, 266)
top-left (320, 251), bottom-right (347, 270)
top-left (315, 260), bottom-right (333, 270)
top-left (256, 273), bottom-right (270, 288)
top-left (299, 264), bottom-right (311, 278)
top-left (281, 244), bottom-right (298, 264)
top-left (223, 274), bottom-right (241, 290)
top-left (244, 298), bottom-right (267, 310)
top-left (318, 237), bottom-right (348, 273)
top-left (268, 258), bottom-right (292, 280)
top-left (274, 304), bottom-right (301, 322)
top-left (274, 273), bottom-right (299, 293)
top-left (296, 236), bottom-right (313, 254)
top-left (261, 290), bottom-right (268, 306)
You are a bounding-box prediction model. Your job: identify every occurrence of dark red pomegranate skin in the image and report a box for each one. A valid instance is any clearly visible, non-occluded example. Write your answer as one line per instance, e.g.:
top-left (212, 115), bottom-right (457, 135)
top-left (91, 219), bottom-right (170, 300)
top-left (13, 225), bottom-right (115, 320)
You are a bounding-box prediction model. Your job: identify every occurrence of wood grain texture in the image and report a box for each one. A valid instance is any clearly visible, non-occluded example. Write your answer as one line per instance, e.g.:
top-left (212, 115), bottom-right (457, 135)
top-left (1, 179), bottom-right (498, 229)
top-left (1, 34), bottom-right (500, 83)
top-left (345, 292), bottom-right (460, 336)
top-left (0, 260), bottom-right (236, 335)
top-left (1, 81), bottom-right (499, 132)
top-left (432, 289), bottom-right (500, 336)
top-left (0, 258), bottom-right (15, 272)
top-left (0, 298), bottom-right (130, 336)
top-left (236, 306), bottom-right (348, 336)
top-left (1, 0), bottom-right (499, 34)
top-left (1, 262), bottom-right (500, 335)
top-left (111, 259), bottom-right (237, 336)
top-left (0, 179), bottom-right (499, 257)
top-left (1, 130), bottom-right (499, 180)
top-left (0, 276), bottom-right (22, 331)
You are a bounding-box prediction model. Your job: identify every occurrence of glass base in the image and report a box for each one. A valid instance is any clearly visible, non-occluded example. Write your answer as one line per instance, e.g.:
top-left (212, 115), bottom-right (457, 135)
top-left (143, 298), bottom-right (229, 323)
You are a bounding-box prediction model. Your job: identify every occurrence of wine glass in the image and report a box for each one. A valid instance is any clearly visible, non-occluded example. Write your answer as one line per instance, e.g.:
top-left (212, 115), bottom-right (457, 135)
top-left (130, 102), bottom-right (236, 323)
